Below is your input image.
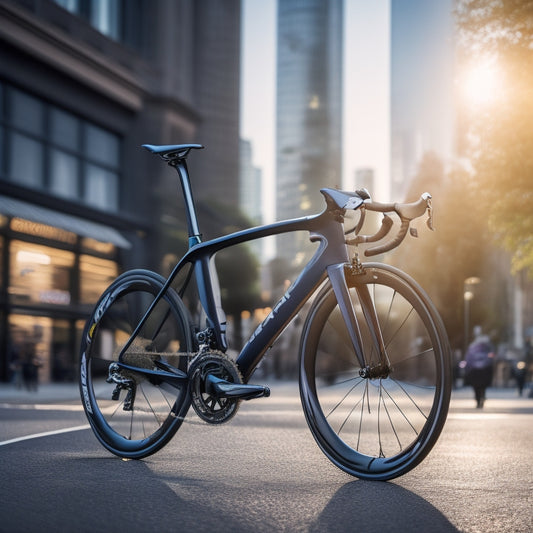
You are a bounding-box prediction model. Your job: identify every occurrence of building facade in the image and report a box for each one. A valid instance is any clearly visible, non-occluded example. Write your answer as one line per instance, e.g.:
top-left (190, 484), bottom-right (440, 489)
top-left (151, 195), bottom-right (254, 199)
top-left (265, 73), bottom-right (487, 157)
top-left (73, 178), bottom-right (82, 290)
top-left (276, 0), bottom-right (343, 264)
top-left (390, 0), bottom-right (455, 200)
top-left (0, 0), bottom-right (241, 383)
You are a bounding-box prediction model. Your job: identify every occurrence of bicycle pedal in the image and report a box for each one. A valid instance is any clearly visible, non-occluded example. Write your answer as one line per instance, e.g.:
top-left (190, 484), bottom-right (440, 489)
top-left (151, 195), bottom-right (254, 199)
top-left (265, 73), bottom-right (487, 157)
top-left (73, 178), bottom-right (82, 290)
top-left (205, 374), bottom-right (270, 401)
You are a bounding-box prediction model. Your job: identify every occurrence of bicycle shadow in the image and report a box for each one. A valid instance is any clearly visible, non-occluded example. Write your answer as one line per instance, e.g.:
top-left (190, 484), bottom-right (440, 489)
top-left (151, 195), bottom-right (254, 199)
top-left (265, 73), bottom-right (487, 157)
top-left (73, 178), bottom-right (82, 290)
top-left (309, 479), bottom-right (459, 533)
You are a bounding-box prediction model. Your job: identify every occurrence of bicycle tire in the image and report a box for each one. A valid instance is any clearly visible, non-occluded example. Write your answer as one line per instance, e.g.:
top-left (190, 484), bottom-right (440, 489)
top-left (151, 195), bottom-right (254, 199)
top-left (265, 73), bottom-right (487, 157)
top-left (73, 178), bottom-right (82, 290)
top-left (299, 263), bottom-right (451, 480)
top-left (79, 269), bottom-right (193, 459)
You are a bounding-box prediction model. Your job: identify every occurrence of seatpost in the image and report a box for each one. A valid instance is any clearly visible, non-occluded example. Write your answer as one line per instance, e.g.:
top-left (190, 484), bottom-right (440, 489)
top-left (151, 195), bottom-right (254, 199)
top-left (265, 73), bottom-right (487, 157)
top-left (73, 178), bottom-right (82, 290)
top-left (172, 159), bottom-right (202, 248)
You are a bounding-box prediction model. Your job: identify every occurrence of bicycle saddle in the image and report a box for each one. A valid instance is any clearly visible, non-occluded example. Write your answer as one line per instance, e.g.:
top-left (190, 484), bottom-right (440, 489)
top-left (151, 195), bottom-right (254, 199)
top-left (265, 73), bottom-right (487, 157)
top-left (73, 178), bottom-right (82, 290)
top-left (143, 144), bottom-right (204, 163)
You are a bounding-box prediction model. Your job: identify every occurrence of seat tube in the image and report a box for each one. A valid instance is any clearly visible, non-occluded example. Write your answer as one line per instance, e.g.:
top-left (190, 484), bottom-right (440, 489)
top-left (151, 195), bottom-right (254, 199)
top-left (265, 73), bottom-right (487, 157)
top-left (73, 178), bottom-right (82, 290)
top-left (326, 264), bottom-right (366, 368)
top-left (173, 160), bottom-right (202, 247)
top-left (195, 256), bottom-right (227, 351)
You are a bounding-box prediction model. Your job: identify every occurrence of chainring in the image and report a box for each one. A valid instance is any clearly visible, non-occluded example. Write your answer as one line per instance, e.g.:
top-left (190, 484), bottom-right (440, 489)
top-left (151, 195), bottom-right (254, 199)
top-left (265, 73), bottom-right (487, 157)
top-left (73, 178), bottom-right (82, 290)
top-left (188, 352), bottom-right (243, 424)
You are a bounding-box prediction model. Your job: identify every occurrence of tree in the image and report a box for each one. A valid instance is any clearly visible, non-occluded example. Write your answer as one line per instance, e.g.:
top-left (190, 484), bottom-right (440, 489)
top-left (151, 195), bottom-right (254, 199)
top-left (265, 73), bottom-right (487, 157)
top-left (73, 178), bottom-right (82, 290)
top-left (216, 242), bottom-right (262, 348)
top-left (391, 152), bottom-right (507, 350)
top-left (157, 196), bottom-right (262, 349)
top-left (455, 0), bottom-right (533, 275)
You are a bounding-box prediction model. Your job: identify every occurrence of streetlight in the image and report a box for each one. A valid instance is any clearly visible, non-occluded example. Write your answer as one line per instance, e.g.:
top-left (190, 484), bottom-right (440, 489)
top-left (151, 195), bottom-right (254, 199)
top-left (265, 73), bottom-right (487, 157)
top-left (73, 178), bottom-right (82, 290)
top-left (463, 277), bottom-right (481, 356)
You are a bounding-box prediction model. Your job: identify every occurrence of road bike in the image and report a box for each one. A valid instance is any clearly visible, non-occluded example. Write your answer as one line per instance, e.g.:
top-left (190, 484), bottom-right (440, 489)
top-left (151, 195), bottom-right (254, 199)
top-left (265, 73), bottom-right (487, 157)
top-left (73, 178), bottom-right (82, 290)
top-left (79, 144), bottom-right (452, 481)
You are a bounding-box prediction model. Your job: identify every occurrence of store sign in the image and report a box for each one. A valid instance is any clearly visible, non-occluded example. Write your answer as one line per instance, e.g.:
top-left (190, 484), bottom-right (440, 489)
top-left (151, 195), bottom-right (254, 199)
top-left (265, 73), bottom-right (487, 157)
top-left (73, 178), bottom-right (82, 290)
top-left (38, 290), bottom-right (71, 305)
top-left (11, 218), bottom-right (77, 244)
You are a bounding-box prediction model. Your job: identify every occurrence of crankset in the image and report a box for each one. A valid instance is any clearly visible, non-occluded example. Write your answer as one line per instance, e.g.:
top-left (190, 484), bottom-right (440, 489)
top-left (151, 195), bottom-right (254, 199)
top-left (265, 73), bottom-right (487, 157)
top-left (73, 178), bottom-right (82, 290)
top-left (188, 353), bottom-right (270, 424)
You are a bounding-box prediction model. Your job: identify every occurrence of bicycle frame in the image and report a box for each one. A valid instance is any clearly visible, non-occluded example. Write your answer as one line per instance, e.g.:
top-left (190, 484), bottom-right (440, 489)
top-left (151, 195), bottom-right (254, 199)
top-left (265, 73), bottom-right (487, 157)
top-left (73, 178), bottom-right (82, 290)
top-left (118, 158), bottom-right (384, 383)
top-left (82, 145), bottom-right (450, 480)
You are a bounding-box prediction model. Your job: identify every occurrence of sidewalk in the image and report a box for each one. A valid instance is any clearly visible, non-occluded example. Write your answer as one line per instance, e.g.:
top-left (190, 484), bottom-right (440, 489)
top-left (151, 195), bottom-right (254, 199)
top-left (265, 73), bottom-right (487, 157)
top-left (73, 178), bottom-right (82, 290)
top-left (0, 382), bottom-right (81, 404)
top-left (0, 379), bottom-right (530, 406)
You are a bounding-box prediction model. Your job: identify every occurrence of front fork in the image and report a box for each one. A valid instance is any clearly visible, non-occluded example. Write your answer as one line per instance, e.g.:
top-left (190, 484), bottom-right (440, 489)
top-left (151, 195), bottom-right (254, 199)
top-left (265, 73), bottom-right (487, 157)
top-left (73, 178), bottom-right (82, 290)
top-left (327, 260), bottom-right (391, 379)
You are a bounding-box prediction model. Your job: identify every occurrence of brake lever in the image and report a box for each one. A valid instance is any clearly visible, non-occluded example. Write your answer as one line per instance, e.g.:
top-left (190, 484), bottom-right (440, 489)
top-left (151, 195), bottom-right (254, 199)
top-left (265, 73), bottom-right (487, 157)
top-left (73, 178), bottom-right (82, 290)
top-left (410, 196), bottom-right (433, 238)
top-left (426, 197), bottom-right (434, 231)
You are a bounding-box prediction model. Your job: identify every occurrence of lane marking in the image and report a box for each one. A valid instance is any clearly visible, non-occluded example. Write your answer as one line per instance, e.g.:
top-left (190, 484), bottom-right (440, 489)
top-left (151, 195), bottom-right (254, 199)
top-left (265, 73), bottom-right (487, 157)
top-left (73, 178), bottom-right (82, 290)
top-left (0, 424), bottom-right (90, 447)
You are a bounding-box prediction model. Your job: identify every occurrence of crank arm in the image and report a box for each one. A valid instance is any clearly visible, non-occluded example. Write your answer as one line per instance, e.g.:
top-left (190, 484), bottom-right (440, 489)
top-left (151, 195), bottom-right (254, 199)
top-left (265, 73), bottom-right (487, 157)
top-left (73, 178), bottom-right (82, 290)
top-left (205, 374), bottom-right (270, 400)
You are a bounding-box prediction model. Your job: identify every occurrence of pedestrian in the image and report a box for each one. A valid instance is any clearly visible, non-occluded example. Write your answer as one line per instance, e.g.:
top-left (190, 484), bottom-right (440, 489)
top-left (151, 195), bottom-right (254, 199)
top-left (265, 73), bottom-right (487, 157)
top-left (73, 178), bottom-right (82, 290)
top-left (9, 344), bottom-right (23, 389)
top-left (463, 326), bottom-right (495, 408)
top-left (21, 343), bottom-right (41, 392)
top-left (512, 360), bottom-right (527, 396)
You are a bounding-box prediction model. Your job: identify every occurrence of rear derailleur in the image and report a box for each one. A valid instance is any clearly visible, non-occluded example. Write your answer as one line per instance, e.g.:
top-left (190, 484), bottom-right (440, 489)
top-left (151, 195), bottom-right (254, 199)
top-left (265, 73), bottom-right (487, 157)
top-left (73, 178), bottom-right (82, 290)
top-left (107, 362), bottom-right (136, 411)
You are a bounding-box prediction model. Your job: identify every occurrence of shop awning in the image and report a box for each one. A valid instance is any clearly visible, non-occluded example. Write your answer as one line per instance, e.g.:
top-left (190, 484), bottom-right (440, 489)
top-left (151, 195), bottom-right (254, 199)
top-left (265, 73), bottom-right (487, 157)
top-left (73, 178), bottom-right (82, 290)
top-left (0, 196), bottom-right (132, 249)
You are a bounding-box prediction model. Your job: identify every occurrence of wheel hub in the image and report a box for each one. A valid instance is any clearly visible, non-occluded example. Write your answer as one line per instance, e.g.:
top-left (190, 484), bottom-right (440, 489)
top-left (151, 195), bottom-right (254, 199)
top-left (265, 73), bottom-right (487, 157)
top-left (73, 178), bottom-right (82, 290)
top-left (359, 362), bottom-right (392, 380)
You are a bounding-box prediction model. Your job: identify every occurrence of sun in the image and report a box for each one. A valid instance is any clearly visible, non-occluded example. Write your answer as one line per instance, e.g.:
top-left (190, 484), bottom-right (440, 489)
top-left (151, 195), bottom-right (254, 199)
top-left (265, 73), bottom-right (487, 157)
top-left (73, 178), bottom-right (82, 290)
top-left (461, 57), bottom-right (502, 107)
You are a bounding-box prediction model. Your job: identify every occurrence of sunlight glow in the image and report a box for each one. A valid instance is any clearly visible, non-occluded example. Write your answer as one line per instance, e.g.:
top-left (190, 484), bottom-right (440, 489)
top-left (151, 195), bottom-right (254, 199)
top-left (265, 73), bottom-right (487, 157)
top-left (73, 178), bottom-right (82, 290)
top-left (462, 57), bottom-right (502, 107)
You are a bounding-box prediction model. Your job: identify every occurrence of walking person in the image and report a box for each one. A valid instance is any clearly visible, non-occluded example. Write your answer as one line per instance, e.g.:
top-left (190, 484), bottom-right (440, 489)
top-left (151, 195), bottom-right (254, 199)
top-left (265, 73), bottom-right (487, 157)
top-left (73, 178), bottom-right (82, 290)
top-left (464, 326), bottom-right (495, 408)
top-left (21, 343), bottom-right (41, 392)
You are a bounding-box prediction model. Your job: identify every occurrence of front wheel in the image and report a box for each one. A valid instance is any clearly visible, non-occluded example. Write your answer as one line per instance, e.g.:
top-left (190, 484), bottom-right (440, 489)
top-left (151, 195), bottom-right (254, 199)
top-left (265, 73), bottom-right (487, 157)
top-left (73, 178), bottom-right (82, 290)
top-left (299, 263), bottom-right (451, 480)
top-left (79, 270), bottom-right (194, 459)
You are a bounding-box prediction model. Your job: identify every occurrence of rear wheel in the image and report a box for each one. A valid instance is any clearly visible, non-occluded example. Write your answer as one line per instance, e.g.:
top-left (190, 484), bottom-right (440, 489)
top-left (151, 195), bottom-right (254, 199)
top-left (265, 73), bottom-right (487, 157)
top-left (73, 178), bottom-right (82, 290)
top-left (79, 270), bottom-right (193, 458)
top-left (299, 263), bottom-right (451, 480)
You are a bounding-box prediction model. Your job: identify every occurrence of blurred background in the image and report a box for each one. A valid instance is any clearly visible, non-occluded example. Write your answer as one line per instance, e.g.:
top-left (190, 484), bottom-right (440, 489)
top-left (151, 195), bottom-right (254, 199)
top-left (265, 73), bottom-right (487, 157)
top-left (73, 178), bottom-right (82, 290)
top-left (0, 0), bottom-right (531, 387)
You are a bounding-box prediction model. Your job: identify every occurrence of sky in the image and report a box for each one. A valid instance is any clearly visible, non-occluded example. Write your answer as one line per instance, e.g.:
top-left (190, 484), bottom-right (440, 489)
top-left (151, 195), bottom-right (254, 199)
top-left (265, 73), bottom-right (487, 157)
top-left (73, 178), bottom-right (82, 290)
top-left (240, 0), bottom-right (391, 224)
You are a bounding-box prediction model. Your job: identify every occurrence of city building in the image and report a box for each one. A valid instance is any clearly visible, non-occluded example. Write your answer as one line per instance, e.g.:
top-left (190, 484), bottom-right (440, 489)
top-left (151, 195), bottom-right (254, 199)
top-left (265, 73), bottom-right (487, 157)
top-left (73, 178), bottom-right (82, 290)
top-left (276, 0), bottom-right (343, 264)
top-left (354, 168), bottom-right (375, 197)
top-left (390, 0), bottom-right (455, 200)
top-left (239, 139), bottom-right (262, 226)
top-left (0, 0), bottom-right (241, 383)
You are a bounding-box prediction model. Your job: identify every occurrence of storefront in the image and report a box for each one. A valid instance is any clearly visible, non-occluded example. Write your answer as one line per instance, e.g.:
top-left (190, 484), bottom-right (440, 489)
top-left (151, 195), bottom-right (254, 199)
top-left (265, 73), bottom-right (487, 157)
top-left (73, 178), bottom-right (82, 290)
top-left (0, 198), bottom-right (130, 384)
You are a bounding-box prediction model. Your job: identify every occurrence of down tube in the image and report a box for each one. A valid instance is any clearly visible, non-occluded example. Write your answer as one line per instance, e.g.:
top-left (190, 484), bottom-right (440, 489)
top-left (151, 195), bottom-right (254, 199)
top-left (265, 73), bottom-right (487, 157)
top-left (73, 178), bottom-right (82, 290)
top-left (237, 246), bottom-right (343, 381)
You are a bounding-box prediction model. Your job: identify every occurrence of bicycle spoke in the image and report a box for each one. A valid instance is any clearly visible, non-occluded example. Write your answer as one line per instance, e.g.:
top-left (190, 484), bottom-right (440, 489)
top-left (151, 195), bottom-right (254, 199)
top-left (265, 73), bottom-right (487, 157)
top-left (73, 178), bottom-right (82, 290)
top-left (301, 264), bottom-right (451, 479)
top-left (325, 377), bottom-right (365, 418)
top-left (336, 386), bottom-right (365, 435)
top-left (81, 271), bottom-right (192, 458)
top-left (381, 382), bottom-right (404, 454)
top-left (356, 382), bottom-right (368, 450)
top-left (387, 378), bottom-right (430, 419)
top-left (381, 381), bottom-right (422, 431)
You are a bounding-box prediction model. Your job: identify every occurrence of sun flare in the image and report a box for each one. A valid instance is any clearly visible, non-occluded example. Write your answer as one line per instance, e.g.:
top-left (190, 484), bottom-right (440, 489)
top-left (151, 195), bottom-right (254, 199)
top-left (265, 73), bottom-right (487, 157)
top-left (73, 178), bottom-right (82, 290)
top-left (462, 58), bottom-right (502, 107)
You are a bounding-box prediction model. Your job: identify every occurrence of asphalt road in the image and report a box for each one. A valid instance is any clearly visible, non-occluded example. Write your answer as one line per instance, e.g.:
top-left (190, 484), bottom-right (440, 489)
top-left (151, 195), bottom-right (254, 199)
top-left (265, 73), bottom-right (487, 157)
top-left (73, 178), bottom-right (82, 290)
top-left (0, 382), bottom-right (532, 533)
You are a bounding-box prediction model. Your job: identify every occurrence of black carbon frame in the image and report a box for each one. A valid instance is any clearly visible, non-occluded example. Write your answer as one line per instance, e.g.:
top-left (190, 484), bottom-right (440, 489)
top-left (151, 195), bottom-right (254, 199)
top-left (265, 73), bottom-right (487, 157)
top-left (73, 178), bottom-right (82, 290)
top-left (117, 158), bottom-right (374, 383)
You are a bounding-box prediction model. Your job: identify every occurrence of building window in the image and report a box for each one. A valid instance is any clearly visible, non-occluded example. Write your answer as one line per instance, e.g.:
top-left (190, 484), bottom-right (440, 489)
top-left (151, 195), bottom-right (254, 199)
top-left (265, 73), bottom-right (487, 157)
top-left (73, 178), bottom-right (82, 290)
top-left (0, 83), bottom-right (121, 212)
top-left (10, 134), bottom-right (44, 189)
top-left (90, 0), bottom-right (120, 40)
top-left (8, 315), bottom-right (75, 383)
top-left (54, 0), bottom-right (125, 42)
top-left (9, 241), bottom-right (75, 307)
top-left (80, 254), bottom-right (118, 304)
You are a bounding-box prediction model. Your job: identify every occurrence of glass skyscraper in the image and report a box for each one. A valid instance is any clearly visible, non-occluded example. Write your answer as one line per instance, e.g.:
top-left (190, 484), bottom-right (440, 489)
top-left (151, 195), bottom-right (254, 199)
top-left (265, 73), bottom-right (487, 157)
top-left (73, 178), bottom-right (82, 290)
top-left (276, 0), bottom-right (343, 263)
top-left (390, 0), bottom-right (455, 200)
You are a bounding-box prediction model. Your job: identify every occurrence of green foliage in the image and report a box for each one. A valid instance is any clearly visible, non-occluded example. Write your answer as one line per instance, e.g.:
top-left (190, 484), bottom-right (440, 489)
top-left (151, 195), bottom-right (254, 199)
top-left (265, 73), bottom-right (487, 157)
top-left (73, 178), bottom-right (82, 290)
top-left (455, 0), bottom-right (533, 276)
